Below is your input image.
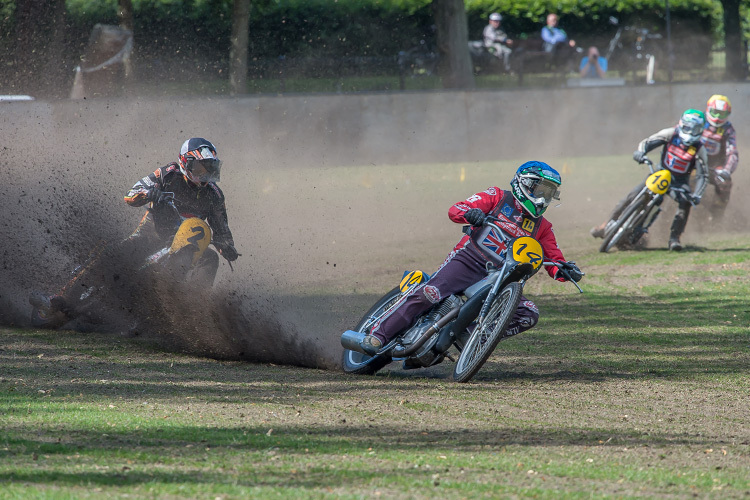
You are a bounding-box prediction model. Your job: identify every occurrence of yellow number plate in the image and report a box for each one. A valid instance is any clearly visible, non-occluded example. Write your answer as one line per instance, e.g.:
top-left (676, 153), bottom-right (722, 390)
top-left (169, 218), bottom-right (212, 265)
top-left (399, 270), bottom-right (426, 292)
top-left (646, 169), bottom-right (672, 195)
top-left (511, 236), bottom-right (543, 270)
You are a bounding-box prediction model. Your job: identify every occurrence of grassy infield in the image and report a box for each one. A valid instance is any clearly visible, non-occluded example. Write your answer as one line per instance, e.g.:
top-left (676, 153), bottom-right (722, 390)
top-left (2, 157), bottom-right (750, 498)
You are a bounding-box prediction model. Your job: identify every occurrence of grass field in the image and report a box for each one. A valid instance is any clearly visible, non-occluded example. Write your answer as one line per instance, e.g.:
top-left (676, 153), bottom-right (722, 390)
top-left (3, 234), bottom-right (750, 498)
top-left (3, 156), bottom-right (750, 498)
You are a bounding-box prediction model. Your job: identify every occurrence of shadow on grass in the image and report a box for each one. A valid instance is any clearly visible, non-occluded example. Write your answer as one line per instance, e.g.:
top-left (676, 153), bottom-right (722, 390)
top-left (1, 419), bottom-right (742, 489)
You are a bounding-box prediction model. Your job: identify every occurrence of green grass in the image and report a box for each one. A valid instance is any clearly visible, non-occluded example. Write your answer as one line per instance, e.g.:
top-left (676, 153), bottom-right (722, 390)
top-left (3, 235), bottom-right (750, 498)
top-left (4, 154), bottom-right (750, 498)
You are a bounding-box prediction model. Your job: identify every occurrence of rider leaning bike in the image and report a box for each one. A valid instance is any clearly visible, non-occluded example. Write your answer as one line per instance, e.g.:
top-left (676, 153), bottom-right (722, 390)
top-left (360, 161), bottom-right (583, 355)
top-left (124, 137), bottom-right (239, 285)
top-left (591, 109), bottom-right (708, 251)
top-left (701, 95), bottom-right (738, 220)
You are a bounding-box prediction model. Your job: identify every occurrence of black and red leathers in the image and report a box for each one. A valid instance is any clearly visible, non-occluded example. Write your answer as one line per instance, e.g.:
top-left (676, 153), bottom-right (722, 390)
top-left (369, 187), bottom-right (567, 345)
top-left (701, 122), bottom-right (738, 214)
top-left (124, 162), bottom-right (236, 285)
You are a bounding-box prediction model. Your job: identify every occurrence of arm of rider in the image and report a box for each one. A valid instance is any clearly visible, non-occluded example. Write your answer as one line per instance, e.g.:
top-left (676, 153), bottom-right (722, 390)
top-left (692, 150), bottom-right (709, 202)
top-left (634, 128), bottom-right (673, 163)
top-left (463, 208), bottom-right (487, 227)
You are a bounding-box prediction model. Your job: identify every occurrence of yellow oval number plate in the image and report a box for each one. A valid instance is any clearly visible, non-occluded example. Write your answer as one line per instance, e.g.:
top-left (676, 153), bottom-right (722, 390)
top-left (646, 169), bottom-right (672, 195)
top-left (511, 236), bottom-right (543, 270)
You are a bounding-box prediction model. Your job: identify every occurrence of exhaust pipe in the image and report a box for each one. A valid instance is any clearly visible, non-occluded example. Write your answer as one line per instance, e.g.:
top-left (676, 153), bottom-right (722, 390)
top-left (340, 330), bottom-right (369, 354)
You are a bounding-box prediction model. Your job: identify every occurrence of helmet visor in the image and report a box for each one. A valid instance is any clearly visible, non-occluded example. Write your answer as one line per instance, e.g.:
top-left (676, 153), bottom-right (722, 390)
top-left (530, 178), bottom-right (561, 205)
top-left (708, 108), bottom-right (730, 122)
top-left (186, 147), bottom-right (221, 183)
top-left (680, 120), bottom-right (703, 137)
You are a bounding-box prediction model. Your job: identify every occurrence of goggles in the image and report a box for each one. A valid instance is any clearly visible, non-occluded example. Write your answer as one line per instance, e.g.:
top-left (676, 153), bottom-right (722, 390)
top-left (680, 121), bottom-right (703, 136)
top-left (522, 175), bottom-right (561, 205)
top-left (708, 108), bottom-right (730, 121)
top-left (185, 147), bottom-right (221, 183)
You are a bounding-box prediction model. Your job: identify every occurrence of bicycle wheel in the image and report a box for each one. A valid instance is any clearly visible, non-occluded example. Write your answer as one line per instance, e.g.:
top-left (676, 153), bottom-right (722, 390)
top-left (453, 282), bottom-right (522, 383)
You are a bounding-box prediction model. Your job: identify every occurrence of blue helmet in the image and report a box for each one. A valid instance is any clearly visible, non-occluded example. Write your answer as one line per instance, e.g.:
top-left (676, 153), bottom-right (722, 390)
top-left (510, 161), bottom-right (561, 218)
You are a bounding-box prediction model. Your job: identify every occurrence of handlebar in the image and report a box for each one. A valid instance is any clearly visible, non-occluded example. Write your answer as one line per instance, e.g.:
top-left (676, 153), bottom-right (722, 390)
top-left (470, 216), bottom-right (584, 293)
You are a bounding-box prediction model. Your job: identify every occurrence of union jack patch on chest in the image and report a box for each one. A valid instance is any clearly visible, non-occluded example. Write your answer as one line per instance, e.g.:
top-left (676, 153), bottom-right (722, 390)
top-left (482, 227), bottom-right (507, 255)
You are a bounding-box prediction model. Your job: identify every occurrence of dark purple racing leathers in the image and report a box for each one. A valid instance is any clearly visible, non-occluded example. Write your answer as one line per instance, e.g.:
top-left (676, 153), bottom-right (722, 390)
top-left (369, 188), bottom-right (567, 345)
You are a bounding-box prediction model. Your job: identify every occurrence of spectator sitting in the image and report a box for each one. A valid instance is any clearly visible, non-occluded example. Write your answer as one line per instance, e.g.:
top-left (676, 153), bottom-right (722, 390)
top-left (542, 13), bottom-right (576, 53)
top-left (579, 46), bottom-right (607, 78)
top-left (483, 12), bottom-right (513, 71)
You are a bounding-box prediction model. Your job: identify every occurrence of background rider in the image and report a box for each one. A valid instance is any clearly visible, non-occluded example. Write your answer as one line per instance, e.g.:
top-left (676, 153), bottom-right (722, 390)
top-left (700, 94), bottom-right (738, 221)
top-left (591, 110), bottom-right (708, 251)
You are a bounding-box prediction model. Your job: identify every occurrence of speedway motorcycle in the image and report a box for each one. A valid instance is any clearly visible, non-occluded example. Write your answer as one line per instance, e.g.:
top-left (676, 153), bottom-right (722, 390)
top-left (341, 216), bottom-right (583, 383)
top-left (29, 193), bottom-right (215, 329)
top-left (599, 158), bottom-right (695, 253)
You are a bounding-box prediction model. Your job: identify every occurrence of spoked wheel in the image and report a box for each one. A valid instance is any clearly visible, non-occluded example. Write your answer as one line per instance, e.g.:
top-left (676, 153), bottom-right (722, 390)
top-left (341, 287), bottom-right (400, 375)
top-left (599, 192), bottom-right (649, 253)
top-left (453, 282), bottom-right (522, 383)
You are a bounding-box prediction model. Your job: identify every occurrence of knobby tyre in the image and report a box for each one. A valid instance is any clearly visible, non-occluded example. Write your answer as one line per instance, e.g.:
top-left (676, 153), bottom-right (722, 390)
top-left (599, 191), bottom-right (649, 253)
top-left (341, 287), bottom-right (399, 375)
top-left (453, 282), bottom-right (522, 383)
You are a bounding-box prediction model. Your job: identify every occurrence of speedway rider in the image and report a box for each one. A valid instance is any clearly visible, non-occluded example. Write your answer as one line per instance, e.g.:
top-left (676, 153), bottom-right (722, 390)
top-left (359, 161), bottom-right (583, 355)
top-left (701, 95), bottom-right (738, 220)
top-left (591, 109), bottom-right (708, 251)
top-left (124, 137), bottom-right (239, 285)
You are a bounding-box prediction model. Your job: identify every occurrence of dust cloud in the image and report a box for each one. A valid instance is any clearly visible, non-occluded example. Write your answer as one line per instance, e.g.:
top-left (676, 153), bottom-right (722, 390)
top-left (2, 90), bottom-right (748, 371)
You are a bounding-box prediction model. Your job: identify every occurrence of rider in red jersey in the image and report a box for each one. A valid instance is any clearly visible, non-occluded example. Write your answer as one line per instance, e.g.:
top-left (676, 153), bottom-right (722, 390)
top-left (360, 161), bottom-right (582, 355)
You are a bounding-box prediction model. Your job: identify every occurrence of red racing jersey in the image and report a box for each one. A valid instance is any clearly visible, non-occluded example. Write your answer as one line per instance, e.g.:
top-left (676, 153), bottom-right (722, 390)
top-left (448, 187), bottom-right (566, 280)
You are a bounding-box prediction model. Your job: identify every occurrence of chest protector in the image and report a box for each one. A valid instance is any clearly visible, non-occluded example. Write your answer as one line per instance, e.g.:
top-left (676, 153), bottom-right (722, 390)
top-left (701, 125), bottom-right (725, 157)
top-left (469, 190), bottom-right (542, 266)
top-left (661, 133), bottom-right (699, 175)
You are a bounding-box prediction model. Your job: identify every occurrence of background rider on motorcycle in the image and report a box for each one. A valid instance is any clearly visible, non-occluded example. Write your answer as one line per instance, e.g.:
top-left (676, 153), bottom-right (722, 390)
top-left (124, 137), bottom-right (239, 285)
top-left (359, 161), bottom-right (583, 355)
top-left (591, 109), bottom-right (708, 251)
top-left (701, 95), bottom-right (738, 221)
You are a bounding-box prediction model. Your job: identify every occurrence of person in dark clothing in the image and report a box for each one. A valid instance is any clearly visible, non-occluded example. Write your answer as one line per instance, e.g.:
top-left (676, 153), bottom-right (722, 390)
top-left (124, 137), bottom-right (238, 285)
top-left (29, 138), bottom-right (239, 325)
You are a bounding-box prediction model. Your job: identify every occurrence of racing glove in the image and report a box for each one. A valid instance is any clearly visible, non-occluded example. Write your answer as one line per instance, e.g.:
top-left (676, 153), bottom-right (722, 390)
top-left (216, 242), bottom-right (240, 262)
top-left (555, 261), bottom-right (583, 282)
top-left (715, 169), bottom-right (731, 183)
top-left (147, 187), bottom-right (162, 203)
top-left (632, 150), bottom-right (647, 163)
top-left (463, 208), bottom-right (486, 227)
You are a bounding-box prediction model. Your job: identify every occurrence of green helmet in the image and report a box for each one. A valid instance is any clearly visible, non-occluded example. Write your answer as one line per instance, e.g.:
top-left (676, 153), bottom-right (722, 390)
top-left (510, 161), bottom-right (562, 218)
top-left (678, 109), bottom-right (706, 146)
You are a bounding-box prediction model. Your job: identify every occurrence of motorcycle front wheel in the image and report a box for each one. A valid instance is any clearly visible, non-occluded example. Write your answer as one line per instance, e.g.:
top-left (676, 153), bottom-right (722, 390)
top-left (341, 287), bottom-right (400, 376)
top-left (599, 191), bottom-right (650, 253)
top-left (453, 282), bottom-right (522, 383)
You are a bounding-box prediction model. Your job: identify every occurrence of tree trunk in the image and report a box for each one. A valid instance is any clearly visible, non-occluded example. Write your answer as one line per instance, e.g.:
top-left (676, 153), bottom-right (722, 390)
top-left (118, 0), bottom-right (135, 80)
top-left (432, 0), bottom-right (475, 89)
top-left (13, 0), bottom-right (68, 97)
top-left (722, 0), bottom-right (746, 81)
top-left (230, 0), bottom-right (252, 95)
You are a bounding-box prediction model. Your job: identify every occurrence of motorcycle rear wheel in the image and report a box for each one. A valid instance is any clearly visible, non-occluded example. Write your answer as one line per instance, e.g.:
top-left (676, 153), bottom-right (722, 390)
top-left (453, 282), bottom-right (522, 383)
top-left (599, 191), bottom-right (649, 253)
top-left (341, 287), bottom-right (399, 375)
top-left (30, 304), bottom-right (69, 329)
